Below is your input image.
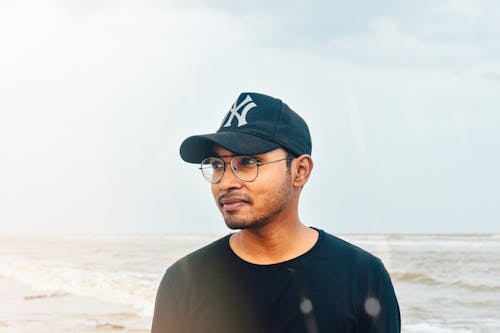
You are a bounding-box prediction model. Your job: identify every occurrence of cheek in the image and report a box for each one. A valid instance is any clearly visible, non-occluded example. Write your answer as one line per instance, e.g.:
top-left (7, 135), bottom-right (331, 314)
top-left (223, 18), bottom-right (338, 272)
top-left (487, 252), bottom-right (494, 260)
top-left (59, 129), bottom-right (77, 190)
top-left (257, 168), bottom-right (291, 190)
top-left (249, 178), bottom-right (283, 205)
top-left (211, 185), bottom-right (220, 201)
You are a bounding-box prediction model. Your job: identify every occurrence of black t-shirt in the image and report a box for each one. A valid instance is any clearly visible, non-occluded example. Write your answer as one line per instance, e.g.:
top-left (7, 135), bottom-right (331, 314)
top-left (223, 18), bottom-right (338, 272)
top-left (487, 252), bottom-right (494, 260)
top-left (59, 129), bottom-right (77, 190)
top-left (152, 229), bottom-right (400, 333)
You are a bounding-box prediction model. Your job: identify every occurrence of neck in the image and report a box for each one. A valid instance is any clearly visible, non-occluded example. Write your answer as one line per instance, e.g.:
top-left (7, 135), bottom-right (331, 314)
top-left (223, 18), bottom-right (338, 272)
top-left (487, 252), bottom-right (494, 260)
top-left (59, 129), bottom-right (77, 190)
top-left (229, 218), bottom-right (318, 265)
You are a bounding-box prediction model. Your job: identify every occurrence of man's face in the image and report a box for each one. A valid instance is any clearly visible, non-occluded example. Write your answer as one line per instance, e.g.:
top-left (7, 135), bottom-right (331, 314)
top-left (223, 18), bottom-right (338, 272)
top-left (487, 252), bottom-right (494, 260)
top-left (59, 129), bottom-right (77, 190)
top-left (210, 146), bottom-right (293, 230)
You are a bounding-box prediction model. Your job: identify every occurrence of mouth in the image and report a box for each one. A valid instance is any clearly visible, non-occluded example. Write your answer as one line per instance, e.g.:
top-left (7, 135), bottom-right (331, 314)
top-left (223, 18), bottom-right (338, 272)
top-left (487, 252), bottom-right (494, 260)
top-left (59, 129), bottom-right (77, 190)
top-left (219, 195), bottom-right (250, 213)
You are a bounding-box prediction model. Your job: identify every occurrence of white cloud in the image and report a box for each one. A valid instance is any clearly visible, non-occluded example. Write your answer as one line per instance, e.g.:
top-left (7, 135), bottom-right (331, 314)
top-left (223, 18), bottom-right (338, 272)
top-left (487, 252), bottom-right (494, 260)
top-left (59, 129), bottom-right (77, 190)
top-left (481, 70), bottom-right (500, 81)
top-left (328, 15), bottom-right (486, 69)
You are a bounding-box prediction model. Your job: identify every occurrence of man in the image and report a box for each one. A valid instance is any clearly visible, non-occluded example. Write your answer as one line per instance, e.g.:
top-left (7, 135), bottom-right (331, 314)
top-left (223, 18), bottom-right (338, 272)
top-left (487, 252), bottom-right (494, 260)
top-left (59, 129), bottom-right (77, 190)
top-left (152, 92), bottom-right (400, 333)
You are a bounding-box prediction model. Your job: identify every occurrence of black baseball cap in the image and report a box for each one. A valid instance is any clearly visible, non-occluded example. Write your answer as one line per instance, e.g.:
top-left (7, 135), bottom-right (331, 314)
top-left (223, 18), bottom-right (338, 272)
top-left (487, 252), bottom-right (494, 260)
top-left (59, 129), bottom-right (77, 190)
top-left (179, 92), bottom-right (312, 163)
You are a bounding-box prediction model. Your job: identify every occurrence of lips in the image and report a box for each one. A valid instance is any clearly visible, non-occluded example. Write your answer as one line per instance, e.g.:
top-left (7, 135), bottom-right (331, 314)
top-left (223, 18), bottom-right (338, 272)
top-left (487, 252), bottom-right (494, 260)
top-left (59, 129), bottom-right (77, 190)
top-left (218, 194), bottom-right (250, 213)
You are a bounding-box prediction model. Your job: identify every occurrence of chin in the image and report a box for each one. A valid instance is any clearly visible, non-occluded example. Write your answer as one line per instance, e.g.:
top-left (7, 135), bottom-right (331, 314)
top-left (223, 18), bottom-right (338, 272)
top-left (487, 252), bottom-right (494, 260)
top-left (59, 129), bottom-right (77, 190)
top-left (223, 214), bottom-right (268, 230)
top-left (224, 218), bottom-right (252, 230)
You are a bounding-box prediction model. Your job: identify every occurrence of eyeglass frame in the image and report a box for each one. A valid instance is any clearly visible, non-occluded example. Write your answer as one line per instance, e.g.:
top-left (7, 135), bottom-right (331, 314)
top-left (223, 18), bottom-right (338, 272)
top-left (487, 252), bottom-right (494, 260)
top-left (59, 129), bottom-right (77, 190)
top-left (199, 154), bottom-right (296, 184)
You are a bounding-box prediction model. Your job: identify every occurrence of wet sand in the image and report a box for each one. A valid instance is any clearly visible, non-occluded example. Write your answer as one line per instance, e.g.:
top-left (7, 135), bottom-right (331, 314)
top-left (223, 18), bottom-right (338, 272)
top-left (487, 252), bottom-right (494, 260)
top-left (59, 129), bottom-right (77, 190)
top-left (0, 276), bottom-right (150, 333)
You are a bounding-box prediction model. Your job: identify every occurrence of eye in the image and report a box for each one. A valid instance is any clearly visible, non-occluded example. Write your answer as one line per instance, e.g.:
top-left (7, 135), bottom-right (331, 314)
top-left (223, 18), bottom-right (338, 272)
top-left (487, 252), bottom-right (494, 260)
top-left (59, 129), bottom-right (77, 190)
top-left (201, 158), bottom-right (224, 170)
top-left (211, 160), bottom-right (224, 169)
top-left (239, 156), bottom-right (258, 167)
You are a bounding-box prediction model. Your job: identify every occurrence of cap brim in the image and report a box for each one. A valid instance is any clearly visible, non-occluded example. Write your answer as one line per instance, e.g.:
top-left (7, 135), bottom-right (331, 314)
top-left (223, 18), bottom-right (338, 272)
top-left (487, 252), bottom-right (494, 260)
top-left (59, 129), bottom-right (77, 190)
top-left (179, 132), bottom-right (281, 163)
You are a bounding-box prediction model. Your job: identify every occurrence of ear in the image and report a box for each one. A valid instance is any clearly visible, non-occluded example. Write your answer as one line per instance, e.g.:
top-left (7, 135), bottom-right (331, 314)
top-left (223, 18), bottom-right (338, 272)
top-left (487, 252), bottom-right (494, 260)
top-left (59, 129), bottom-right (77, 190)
top-left (292, 155), bottom-right (313, 188)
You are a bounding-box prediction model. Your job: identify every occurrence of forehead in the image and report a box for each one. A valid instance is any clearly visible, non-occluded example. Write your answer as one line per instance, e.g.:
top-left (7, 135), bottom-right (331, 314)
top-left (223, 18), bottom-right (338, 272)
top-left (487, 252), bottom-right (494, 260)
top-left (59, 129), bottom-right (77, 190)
top-left (212, 145), bottom-right (235, 157)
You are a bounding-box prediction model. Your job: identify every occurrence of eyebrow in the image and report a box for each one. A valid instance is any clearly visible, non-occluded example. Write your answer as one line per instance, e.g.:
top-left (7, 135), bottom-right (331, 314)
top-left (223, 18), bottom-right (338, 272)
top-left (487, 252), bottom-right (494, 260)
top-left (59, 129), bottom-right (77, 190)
top-left (210, 151), bottom-right (236, 158)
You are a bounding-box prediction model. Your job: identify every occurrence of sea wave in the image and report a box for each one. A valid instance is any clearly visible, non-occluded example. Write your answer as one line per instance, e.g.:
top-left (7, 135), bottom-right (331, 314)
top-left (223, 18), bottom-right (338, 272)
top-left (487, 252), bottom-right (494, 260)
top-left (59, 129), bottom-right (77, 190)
top-left (342, 234), bottom-right (500, 250)
top-left (391, 271), bottom-right (442, 285)
top-left (391, 271), bottom-right (500, 293)
top-left (83, 321), bottom-right (126, 330)
top-left (24, 291), bottom-right (69, 300)
top-left (404, 318), bottom-right (500, 333)
top-left (450, 280), bottom-right (500, 293)
top-left (1, 232), bottom-right (499, 331)
top-left (0, 256), bottom-right (158, 317)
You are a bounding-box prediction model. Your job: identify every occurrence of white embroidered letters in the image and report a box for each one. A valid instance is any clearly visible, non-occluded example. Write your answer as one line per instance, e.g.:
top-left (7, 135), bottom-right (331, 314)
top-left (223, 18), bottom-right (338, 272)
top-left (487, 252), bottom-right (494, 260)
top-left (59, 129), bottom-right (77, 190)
top-left (223, 95), bottom-right (257, 127)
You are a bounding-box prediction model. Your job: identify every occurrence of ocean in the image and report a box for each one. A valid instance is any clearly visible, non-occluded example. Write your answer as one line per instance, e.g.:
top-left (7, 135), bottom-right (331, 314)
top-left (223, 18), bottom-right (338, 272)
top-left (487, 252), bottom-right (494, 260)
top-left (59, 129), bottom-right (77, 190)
top-left (0, 233), bottom-right (499, 332)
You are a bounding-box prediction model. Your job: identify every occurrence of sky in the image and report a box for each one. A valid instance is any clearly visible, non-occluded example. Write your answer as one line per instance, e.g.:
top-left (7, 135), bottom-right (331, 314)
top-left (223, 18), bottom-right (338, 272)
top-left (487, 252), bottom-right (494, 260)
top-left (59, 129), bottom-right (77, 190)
top-left (1, 0), bottom-right (499, 234)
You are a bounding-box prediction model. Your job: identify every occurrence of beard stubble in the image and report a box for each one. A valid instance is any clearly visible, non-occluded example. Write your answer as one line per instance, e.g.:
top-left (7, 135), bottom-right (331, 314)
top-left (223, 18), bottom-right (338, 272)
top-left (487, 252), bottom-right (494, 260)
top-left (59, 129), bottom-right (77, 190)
top-left (223, 171), bottom-right (293, 230)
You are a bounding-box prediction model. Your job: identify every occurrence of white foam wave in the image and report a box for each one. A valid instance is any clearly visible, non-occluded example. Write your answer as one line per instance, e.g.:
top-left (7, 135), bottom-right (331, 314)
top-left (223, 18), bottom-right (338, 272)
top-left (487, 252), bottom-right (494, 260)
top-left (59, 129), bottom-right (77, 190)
top-left (342, 234), bottom-right (500, 250)
top-left (0, 256), bottom-right (158, 317)
top-left (404, 318), bottom-right (500, 333)
top-left (0, 233), bottom-right (219, 317)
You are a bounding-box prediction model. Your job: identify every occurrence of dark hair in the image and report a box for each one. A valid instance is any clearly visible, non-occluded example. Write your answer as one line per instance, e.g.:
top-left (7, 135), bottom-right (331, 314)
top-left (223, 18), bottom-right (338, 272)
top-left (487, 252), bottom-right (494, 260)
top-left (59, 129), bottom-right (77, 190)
top-left (284, 148), bottom-right (296, 169)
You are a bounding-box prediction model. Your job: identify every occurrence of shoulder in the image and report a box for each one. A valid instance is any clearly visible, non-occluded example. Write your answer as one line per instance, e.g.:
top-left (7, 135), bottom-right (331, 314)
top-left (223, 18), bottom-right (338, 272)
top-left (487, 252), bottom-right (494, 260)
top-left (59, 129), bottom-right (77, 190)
top-left (153, 237), bottom-right (231, 333)
top-left (315, 229), bottom-right (399, 308)
top-left (164, 234), bottom-right (231, 281)
top-left (317, 229), bottom-right (379, 261)
top-left (314, 229), bottom-right (386, 274)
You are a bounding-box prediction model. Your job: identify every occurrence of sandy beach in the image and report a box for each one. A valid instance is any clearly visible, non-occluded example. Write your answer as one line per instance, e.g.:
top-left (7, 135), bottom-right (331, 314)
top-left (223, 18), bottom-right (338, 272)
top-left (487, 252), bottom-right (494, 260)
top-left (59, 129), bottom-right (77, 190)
top-left (0, 276), bottom-right (150, 333)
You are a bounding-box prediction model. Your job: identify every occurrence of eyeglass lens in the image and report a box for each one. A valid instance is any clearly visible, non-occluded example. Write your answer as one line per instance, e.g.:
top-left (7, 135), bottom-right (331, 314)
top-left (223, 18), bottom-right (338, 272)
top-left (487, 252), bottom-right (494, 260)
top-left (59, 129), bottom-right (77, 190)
top-left (200, 156), bottom-right (259, 183)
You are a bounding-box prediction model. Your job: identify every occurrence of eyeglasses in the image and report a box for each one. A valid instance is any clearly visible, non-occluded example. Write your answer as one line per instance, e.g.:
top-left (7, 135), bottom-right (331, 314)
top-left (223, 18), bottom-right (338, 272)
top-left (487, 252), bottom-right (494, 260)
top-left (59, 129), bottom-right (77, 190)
top-left (199, 155), bottom-right (294, 184)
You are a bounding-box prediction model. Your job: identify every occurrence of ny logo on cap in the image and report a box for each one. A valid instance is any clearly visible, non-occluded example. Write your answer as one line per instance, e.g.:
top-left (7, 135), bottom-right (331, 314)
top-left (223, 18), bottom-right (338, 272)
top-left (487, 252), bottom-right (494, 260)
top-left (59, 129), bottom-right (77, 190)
top-left (223, 94), bottom-right (257, 128)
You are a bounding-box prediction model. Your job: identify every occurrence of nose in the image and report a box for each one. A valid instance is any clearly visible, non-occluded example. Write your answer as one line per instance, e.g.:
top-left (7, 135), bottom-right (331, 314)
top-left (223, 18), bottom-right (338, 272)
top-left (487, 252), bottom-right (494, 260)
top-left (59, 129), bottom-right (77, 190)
top-left (217, 163), bottom-right (243, 190)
